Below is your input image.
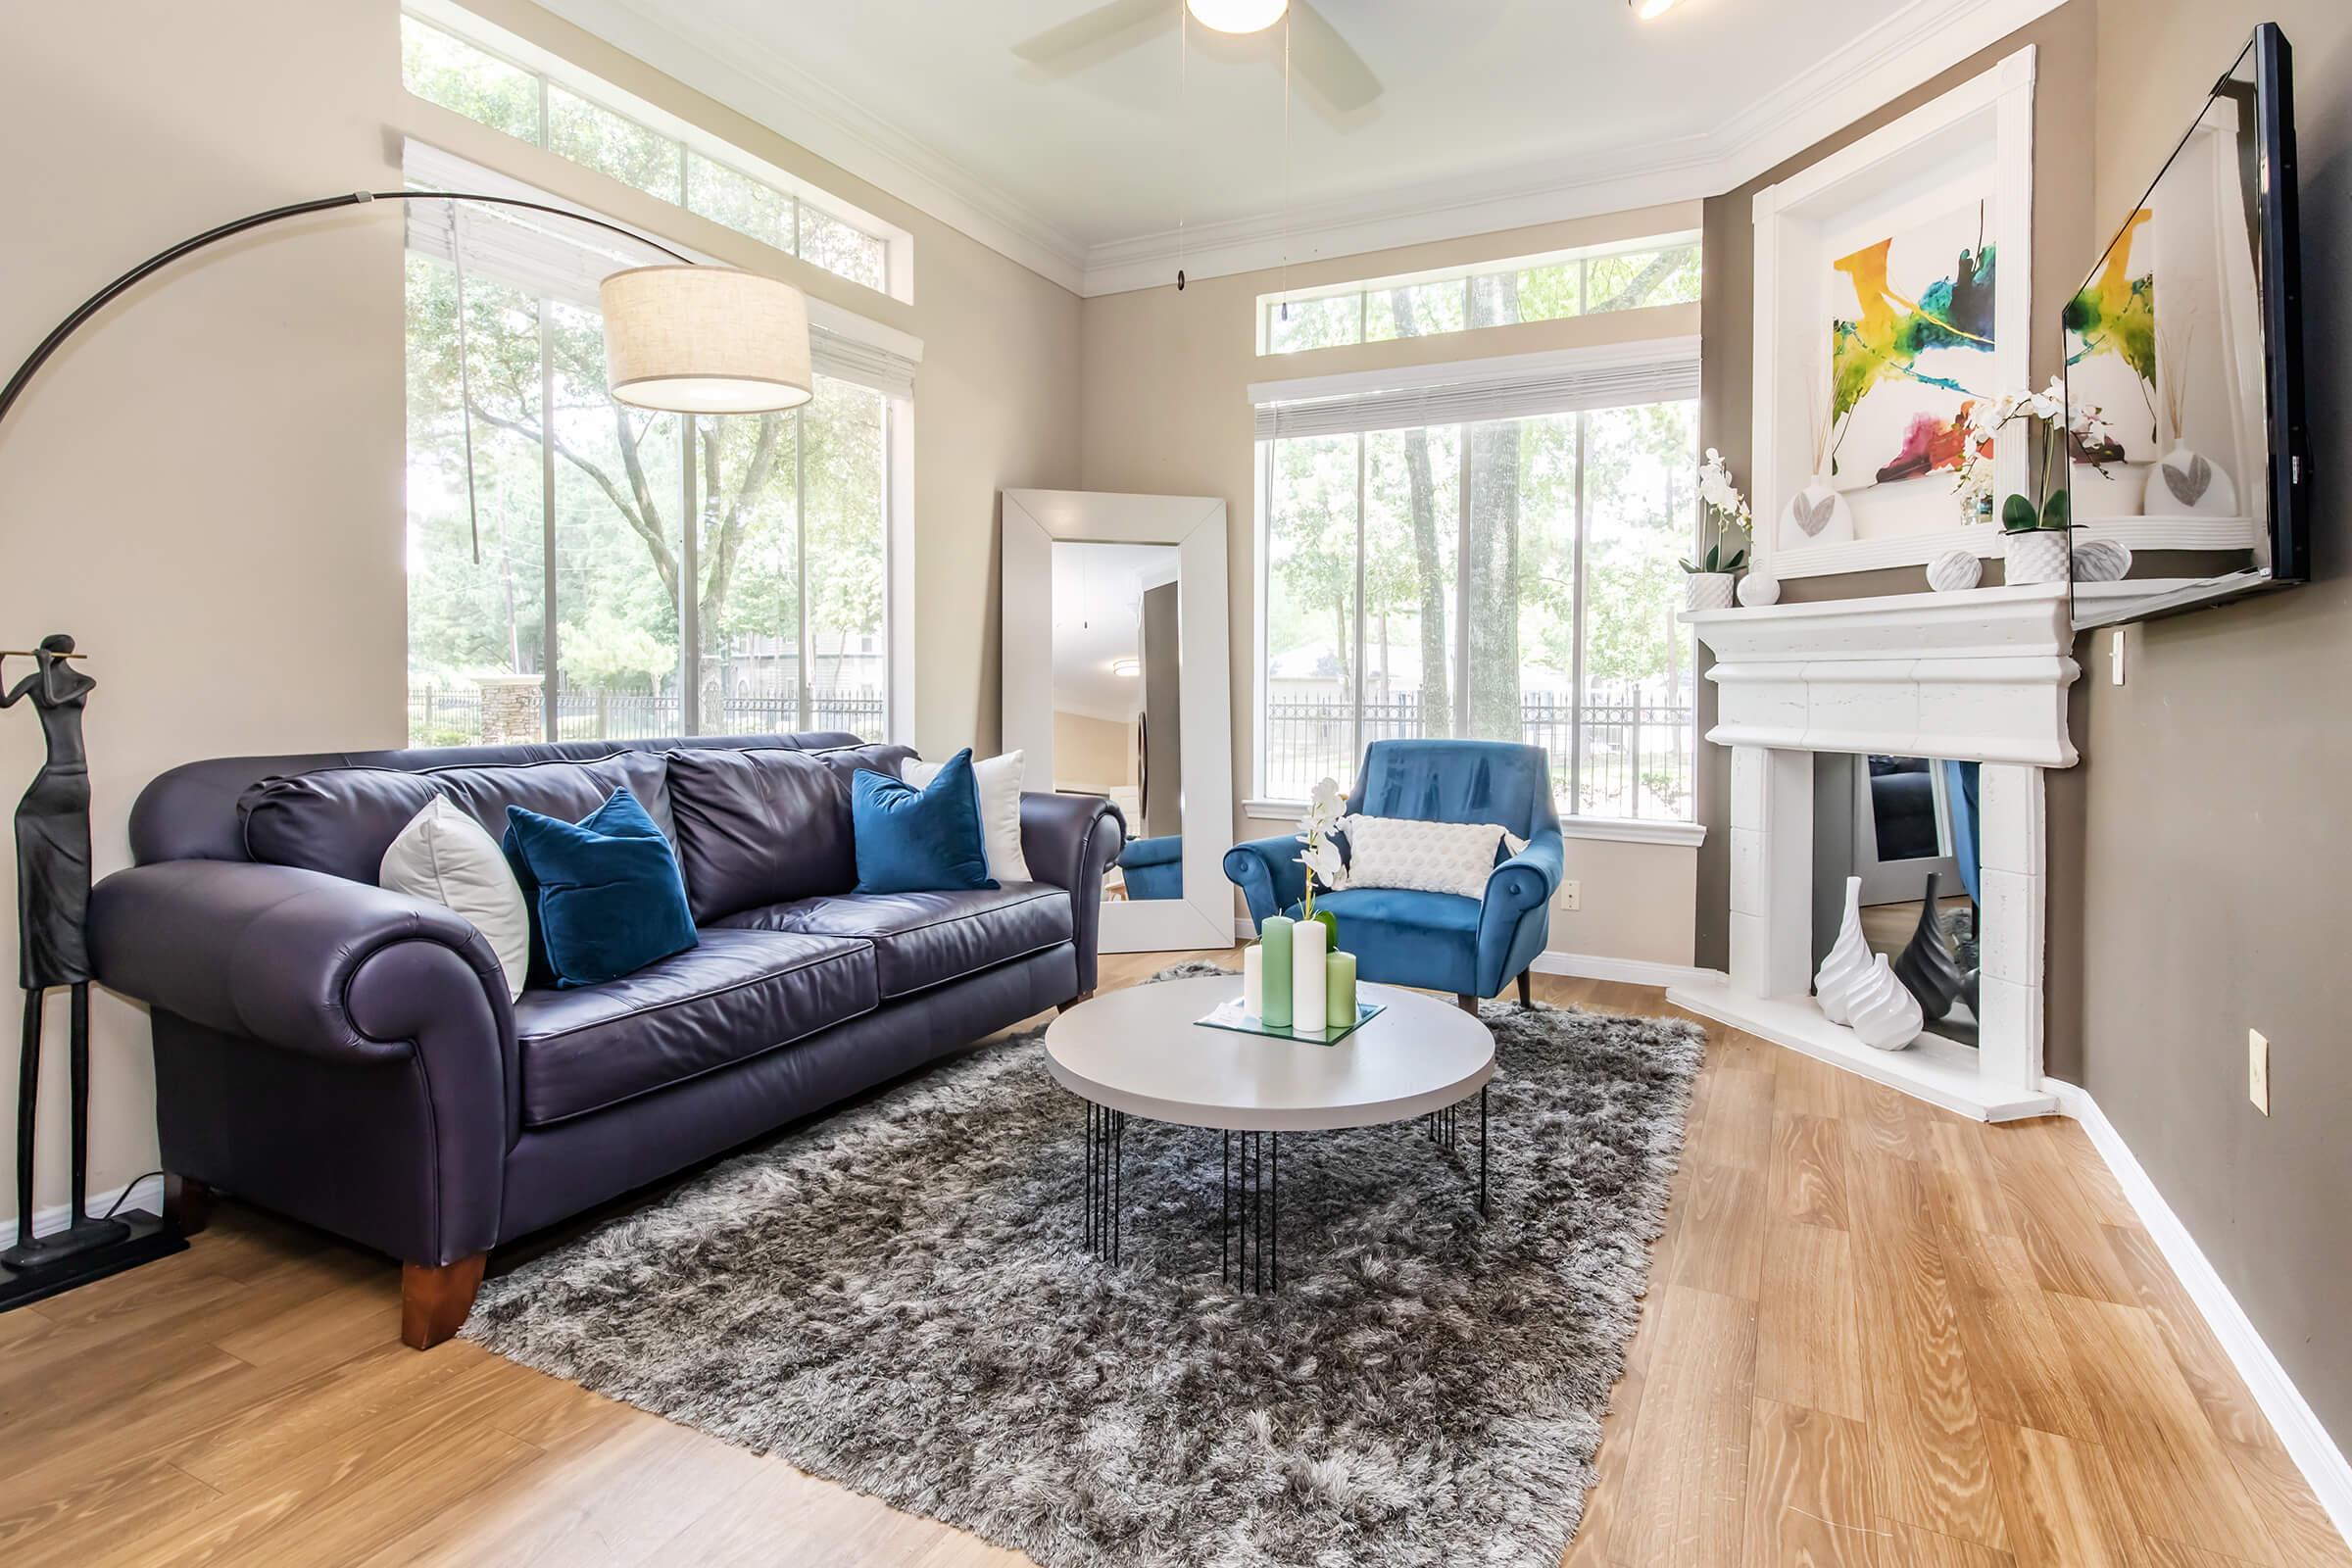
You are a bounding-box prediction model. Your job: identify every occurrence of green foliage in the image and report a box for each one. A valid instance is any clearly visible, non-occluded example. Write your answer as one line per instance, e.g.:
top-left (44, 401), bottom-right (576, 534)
top-left (2040, 487), bottom-right (2071, 530)
top-left (2001, 492), bottom-right (2039, 532)
top-left (560, 607), bottom-right (675, 691)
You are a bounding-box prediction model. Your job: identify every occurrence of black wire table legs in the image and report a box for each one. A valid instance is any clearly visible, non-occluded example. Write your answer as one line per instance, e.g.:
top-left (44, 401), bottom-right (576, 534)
top-left (1083, 1100), bottom-right (1126, 1264)
top-left (1222, 1129), bottom-right (1279, 1295)
top-left (1422, 1083), bottom-right (1491, 1217)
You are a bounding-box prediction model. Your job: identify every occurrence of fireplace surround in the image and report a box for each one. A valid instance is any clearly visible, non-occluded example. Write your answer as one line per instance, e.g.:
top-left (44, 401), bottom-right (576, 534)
top-left (1668, 582), bottom-right (2080, 1120)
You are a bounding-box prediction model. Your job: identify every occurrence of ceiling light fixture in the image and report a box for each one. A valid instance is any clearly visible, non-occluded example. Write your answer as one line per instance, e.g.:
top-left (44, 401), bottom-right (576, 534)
top-left (1187, 0), bottom-right (1287, 35)
top-left (1631, 0), bottom-right (1684, 17)
top-left (1110, 657), bottom-right (1142, 678)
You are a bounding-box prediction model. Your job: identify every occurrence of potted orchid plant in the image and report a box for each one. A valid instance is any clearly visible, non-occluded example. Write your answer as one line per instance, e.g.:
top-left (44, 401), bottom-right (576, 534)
top-left (1954, 376), bottom-right (2116, 584)
top-left (1683, 449), bottom-right (1753, 611)
top-left (1295, 776), bottom-right (1345, 949)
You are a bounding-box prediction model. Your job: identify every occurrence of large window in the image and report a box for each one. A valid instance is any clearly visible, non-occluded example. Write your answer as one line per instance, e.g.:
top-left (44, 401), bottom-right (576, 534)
top-left (405, 229), bottom-right (893, 748)
top-left (401, 6), bottom-right (905, 299)
top-left (1260, 396), bottom-right (1698, 821)
top-left (1259, 234), bottom-right (1701, 356)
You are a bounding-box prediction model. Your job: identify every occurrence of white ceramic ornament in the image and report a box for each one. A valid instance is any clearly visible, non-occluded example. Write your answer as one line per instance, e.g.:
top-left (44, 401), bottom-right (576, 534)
top-left (1927, 549), bottom-right (1983, 593)
top-left (2143, 442), bottom-right (2238, 517)
top-left (1782, 473), bottom-right (1855, 550)
top-left (2071, 538), bottom-right (2132, 582)
top-left (2004, 529), bottom-right (2070, 585)
top-left (1685, 572), bottom-right (1737, 612)
top-left (1737, 570), bottom-right (1782, 607)
top-left (1847, 953), bottom-right (1925, 1052)
top-left (1814, 876), bottom-right (1872, 1025)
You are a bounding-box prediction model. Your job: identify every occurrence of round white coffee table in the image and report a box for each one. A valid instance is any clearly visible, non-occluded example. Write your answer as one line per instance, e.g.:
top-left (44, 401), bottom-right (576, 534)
top-left (1043, 974), bottom-right (1496, 1292)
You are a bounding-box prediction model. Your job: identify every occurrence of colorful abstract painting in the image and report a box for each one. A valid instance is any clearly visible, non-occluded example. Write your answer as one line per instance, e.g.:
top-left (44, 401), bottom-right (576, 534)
top-left (2065, 207), bottom-right (2159, 461)
top-left (1827, 202), bottom-right (1999, 492)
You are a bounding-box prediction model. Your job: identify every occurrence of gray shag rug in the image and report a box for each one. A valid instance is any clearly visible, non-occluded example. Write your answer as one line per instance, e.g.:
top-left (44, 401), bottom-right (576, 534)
top-left (465, 965), bottom-right (1704, 1567)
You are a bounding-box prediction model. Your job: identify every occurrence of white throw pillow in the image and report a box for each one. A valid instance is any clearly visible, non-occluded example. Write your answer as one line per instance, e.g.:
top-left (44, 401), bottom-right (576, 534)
top-left (902, 750), bottom-right (1032, 884)
top-left (379, 797), bottom-right (530, 1002)
top-left (1339, 814), bottom-right (1527, 902)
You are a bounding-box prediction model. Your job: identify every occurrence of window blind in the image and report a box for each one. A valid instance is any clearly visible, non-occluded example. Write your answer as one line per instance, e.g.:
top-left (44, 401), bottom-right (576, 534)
top-left (1250, 339), bottom-right (1699, 440)
top-left (403, 140), bottom-right (919, 400)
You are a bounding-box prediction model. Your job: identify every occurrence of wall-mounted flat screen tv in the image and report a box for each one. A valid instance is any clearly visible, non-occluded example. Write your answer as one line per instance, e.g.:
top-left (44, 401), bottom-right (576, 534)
top-left (2065, 23), bottom-right (2308, 630)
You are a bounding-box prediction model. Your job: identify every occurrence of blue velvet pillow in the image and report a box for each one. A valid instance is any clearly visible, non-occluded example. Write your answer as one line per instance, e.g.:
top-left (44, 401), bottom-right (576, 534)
top-left (502, 787), bottom-right (698, 989)
top-left (850, 748), bottom-right (999, 895)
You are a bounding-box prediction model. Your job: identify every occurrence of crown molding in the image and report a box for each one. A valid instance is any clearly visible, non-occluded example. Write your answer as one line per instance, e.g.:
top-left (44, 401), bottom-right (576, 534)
top-left (536, 0), bottom-right (2068, 299)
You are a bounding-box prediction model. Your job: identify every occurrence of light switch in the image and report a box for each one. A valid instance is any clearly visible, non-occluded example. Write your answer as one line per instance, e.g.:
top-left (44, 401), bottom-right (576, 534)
top-left (2249, 1028), bottom-right (2271, 1115)
top-left (2111, 626), bottom-right (2127, 686)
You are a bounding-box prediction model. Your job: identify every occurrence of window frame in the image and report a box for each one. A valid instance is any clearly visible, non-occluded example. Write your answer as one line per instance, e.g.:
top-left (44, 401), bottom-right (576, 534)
top-left (1255, 230), bottom-right (1702, 356)
top-left (1249, 368), bottom-right (1705, 846)
top-left (402, 0), bottom-right (912, 303)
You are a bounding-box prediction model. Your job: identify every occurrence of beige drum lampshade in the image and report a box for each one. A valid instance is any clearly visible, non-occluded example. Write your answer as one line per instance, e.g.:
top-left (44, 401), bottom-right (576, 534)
top-left (599, 265), bottom-right (811, 416)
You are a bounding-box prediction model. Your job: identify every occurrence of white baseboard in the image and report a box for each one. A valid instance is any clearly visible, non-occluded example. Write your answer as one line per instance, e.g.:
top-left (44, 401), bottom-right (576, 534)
top-left (2044, 1077), bottom-right (2352, 1549)
top-left (5, 1173), bottom-right (166, 1243)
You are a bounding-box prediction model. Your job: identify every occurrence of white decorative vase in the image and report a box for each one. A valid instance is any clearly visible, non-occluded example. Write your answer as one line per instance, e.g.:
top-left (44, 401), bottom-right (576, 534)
top-left (1685, 572), bottom-right (1737, 612)
top-left (2072, 538), bottom-right (2132, 582)
top-left (1782, 472), bottom-right (1855, 550)
top-left (1814, 876), bottom-right (1872, 1025)
top-left (2004, 529), bottom-right (2071, 585)
top-left (1847, 954), bottom-right (1925, 1052)
top-left (1292, 915), bottom-right (1327, 1033)
top-left (2144, 441), bottom-right (2237, 517)
top-left (1737, 570), bottom-right (1782, 607)
top-left (1927, 548), bottom-right (1983, 593)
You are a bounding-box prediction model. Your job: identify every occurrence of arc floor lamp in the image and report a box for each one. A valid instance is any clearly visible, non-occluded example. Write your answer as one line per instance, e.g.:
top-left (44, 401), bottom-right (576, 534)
top-left (0, 188), bottom-right (813, 1310)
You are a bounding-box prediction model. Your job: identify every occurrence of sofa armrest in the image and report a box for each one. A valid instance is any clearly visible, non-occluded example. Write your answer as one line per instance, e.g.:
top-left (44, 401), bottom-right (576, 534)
top-left (1484, 828), bottom-right (1565, 916)
top-left (1474, 828), bottom-right (1565, 995)
top-left (1018, 792), bottom-right (1125, 995)
top-left (1223, 832), bottom-right (1307, 931)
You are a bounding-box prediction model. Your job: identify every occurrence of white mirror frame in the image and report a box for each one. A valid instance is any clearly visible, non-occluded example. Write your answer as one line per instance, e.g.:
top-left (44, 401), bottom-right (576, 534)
top-left (1003, 489), bottom-right (1234, 953)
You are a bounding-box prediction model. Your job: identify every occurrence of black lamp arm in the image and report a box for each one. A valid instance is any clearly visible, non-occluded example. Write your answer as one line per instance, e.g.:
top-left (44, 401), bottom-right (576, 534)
top-left (0, 189), bottom-right (694, 434)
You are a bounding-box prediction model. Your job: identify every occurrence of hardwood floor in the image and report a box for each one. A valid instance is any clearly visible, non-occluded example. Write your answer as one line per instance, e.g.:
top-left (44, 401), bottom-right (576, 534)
top-left (0, 952), bottom-right (2342, 1567)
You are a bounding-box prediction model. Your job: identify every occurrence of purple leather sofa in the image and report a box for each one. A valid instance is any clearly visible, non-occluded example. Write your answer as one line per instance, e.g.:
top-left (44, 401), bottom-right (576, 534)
top-left (87, 733), bottom-right (1123, 1346)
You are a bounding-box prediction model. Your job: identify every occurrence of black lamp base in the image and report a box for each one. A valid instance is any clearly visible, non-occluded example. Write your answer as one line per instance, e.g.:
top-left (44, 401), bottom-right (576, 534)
top-left (0, 1209), bottom-right (185, 1312)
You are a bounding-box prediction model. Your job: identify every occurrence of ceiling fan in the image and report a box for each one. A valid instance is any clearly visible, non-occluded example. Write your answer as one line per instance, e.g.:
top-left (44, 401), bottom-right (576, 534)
top-left (1012, 0), bottom-right (1383, 117)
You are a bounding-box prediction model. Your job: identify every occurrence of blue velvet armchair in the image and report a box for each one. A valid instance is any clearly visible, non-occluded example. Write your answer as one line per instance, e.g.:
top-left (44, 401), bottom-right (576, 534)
top-left (1224, 739), bottom-right (1564, 1011)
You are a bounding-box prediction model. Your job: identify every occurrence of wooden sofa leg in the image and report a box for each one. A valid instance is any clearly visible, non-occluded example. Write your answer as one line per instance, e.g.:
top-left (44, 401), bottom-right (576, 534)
top-left (1057, 990), bottom-right (1096, 1013)
top-left (401, 1253), bottom-right (487, 1349)
top-left (1516, 970), bottom-right (1534, 1006)
top-left (164, 1174), bottom-right (215, 1237)
top-left (1456, 993), bottom-right (1479, 1014)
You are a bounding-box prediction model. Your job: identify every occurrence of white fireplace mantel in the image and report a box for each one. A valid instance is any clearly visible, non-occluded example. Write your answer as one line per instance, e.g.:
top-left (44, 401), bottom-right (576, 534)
top-left (1669, 583), bottom-right (2080, 1121)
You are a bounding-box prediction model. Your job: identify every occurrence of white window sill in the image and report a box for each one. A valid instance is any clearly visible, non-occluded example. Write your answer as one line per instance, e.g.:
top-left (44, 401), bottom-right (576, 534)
top-left (1242, 800), bottom-right (1704, 849)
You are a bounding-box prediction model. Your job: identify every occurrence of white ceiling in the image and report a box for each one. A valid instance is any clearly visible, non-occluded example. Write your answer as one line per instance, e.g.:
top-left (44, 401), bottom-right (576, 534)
top-left (538, 0), bottom-right (2067, 294)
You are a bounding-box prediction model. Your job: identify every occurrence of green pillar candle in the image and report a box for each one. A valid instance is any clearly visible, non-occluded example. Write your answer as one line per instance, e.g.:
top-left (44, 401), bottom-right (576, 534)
top-left (1260, 915), bottom-right (1294, 1027)
top-left (1326, 951), bottom-right (1356, 1029)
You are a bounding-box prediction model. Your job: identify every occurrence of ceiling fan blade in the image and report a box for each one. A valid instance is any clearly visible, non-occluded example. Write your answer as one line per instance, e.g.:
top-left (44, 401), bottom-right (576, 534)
top-left (1289, 0), bottom-right (1383, 114)
top-left (1012, 0), bottom-right (1173, 68)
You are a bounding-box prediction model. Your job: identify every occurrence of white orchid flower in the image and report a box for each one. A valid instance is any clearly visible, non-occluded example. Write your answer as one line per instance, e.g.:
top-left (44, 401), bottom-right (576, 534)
top-left (1298, 836), bottom-right (1345, 890)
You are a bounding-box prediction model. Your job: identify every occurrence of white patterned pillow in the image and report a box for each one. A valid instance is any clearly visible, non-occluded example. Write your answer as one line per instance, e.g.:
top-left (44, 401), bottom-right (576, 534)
top-left (1338, 814), bottom-right (1528, 902)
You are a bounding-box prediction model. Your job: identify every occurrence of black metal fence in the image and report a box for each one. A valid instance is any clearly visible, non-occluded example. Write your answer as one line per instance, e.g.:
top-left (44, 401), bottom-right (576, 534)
top-left (409, 684), bottom-right (885, 748)
top-left (1264, 688), bottom-right (1693, 821)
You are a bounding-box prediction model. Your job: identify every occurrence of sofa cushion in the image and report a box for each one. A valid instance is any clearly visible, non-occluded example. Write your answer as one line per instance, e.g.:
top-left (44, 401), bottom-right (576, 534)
top-left (665, 743), bottom-right (911, 922)
top-left (242, 752), bottom-right (676, 886)
top-left (713, 882), bottom-right (1071, 1001)
top-left (1279, 885), bottom-right (1481, 999)
top-left (513, 928), bottom-right (877, 1126)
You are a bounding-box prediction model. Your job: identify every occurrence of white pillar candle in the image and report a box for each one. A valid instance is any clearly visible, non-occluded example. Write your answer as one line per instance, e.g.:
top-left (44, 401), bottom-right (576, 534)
top-left (1243, 944), bottom-right (1263, 1017)
top-left (1292, 917), bottom-right (1327, 1035)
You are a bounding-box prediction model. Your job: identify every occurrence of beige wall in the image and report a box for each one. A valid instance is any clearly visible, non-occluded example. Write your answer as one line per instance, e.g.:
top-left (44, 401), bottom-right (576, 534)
top-left (0, 0), bottom-right (1081, 1230)
top-left (1078, 206), bottom-right (1709, 967)
top-left (1052, 710), bottom-right (1135, 793)
top-left (2073, 0), bottom-right (2352, 1452)
top-left (1692, 0), bottom-right (2100, 973)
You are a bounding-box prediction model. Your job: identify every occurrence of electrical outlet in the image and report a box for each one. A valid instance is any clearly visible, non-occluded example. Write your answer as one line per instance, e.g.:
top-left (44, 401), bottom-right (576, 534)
top-left (1559, 880), bottom-right (1582, 912)
top-left (2249, 1028), bottom-right (2271, 1115)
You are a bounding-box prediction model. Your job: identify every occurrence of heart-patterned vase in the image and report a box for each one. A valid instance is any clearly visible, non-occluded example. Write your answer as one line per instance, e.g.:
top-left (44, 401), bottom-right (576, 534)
top-left (2143, 442), bottom-right (2239, 517)
top-left (1782, 473), bottom-right (1854, 550)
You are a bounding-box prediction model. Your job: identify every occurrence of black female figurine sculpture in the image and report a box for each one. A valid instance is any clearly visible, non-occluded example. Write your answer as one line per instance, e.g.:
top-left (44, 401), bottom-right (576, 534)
top-left (0, 636), bottom-right (181, 1306)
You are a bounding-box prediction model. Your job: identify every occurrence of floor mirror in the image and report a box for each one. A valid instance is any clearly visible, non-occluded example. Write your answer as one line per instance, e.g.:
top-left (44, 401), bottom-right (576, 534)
top-left (1002, 489), bottom-right (1232, 953)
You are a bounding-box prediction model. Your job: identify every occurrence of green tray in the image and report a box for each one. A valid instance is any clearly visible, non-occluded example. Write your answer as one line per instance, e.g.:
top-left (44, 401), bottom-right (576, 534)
top-left (1195, 995), bottom-right (1386, 1048)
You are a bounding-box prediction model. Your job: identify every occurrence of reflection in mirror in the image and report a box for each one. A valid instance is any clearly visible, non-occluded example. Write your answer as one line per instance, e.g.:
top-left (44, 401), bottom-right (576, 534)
top-left (2066, 29), bottom-right (2306, 628)
top-left (1051, 542), bottom-right (1183, 902)
top-left (1816, 754), bottom-right (1982, 1050)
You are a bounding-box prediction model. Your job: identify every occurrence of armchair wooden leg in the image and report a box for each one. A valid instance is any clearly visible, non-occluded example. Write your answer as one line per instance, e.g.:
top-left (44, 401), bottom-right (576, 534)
top-left (400, 1253), bottom-right (487, 1349)
top-left (1456, 993), bottom-right (1479, 1014)
top-left (1516, 970), bottom-right (1534, 1007)
top-left (1057, 990), bottom-right (1096, 1014)
top-left (164, 1174), bottom-right (215, 1237)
